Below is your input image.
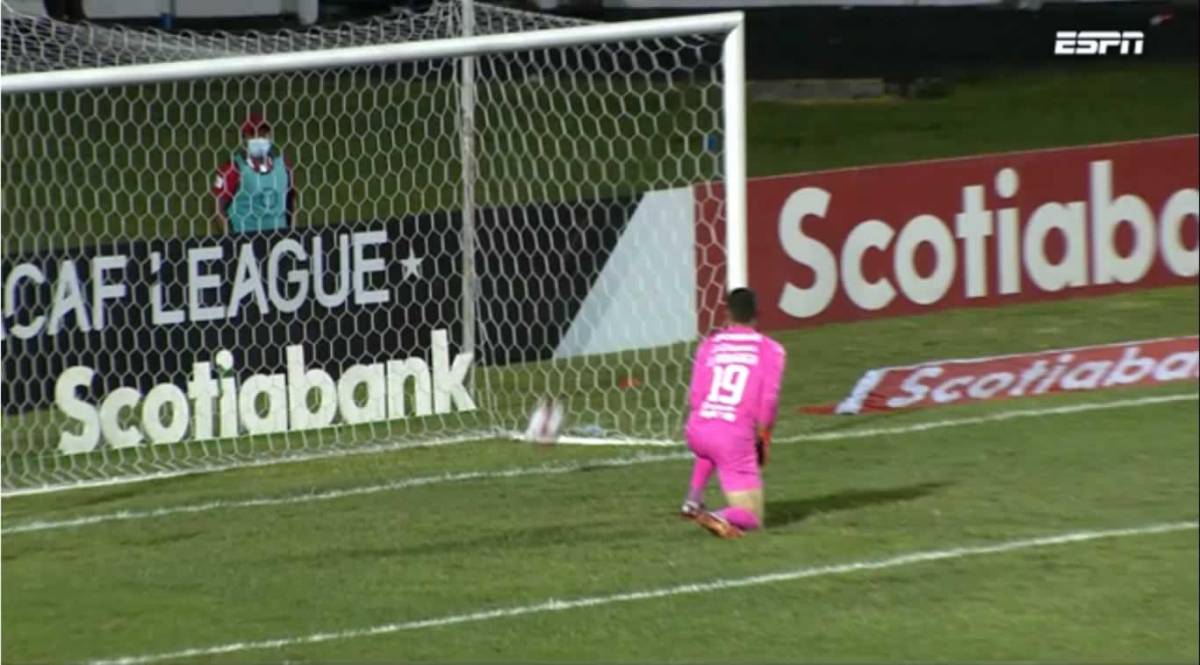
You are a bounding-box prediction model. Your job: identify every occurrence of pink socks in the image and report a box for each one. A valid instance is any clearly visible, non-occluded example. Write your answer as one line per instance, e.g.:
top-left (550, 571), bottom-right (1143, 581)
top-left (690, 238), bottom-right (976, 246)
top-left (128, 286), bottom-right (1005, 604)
top-left (687, 458), bottom-right (762, 532)
top-left (716, 506), bottom-right (761, 531)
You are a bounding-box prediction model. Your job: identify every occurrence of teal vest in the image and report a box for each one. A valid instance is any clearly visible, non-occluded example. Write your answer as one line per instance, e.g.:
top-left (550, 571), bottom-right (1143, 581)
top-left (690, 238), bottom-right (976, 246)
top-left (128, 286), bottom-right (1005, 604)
top-left (229, 151), bottom-right (288, 233)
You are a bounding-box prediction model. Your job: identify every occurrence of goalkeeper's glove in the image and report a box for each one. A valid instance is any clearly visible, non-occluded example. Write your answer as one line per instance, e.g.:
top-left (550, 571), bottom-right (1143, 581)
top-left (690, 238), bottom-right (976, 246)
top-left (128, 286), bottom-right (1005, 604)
top-left (756, 428), bottom-right (772, 467)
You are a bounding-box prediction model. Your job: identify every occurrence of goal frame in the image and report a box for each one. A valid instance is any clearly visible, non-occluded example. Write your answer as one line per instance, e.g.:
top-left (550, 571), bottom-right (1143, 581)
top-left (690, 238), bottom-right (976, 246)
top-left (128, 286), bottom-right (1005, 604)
top-left (0, 11), bottom-right (748, 495)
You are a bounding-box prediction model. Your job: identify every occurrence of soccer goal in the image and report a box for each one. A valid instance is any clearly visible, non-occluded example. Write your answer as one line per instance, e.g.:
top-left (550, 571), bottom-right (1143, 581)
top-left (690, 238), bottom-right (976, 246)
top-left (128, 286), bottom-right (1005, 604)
top-left (0, 2), bottom-right (747, 493)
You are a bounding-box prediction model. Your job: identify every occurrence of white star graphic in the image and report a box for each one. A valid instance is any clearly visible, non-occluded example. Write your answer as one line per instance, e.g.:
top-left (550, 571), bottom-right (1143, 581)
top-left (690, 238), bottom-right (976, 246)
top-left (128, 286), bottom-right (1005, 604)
top-left (400, 252), bottom-right (423, 280)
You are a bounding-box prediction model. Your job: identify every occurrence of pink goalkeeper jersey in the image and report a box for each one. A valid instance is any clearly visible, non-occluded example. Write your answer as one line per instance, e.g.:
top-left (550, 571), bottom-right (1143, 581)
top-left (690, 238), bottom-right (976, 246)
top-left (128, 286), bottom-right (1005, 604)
top-left (686, 325), bottom-right (786, 438)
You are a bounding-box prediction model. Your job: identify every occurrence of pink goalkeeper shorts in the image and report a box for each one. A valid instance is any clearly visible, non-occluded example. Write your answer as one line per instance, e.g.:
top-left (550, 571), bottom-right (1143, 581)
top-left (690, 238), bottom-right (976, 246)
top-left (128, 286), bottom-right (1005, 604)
top-left (685, 423), bottom-right (762, 492)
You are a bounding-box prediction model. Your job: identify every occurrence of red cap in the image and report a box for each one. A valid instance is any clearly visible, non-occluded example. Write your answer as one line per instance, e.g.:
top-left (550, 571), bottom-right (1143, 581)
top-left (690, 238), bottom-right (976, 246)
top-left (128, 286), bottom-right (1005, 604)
top-left (241, 112), bottom-right (271, 137)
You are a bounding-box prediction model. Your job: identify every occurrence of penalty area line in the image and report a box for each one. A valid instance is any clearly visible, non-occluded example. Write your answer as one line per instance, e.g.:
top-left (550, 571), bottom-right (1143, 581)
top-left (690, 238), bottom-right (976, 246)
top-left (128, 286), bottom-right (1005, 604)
top-left (88, 520), bottom-right (1199, 665)
top-left (4, 391), bottom-right (1195, 536)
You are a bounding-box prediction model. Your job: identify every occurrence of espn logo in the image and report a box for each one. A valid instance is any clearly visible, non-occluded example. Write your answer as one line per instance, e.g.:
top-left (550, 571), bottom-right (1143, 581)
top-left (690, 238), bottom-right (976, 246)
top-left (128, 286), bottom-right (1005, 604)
top-left (1055, 31), bottom-right (1145, 55)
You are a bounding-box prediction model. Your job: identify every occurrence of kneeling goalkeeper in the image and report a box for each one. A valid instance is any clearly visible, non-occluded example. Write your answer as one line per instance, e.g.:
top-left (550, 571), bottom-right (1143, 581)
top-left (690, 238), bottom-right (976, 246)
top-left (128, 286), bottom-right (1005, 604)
top-left (680, 288), bottom-right (786, 539)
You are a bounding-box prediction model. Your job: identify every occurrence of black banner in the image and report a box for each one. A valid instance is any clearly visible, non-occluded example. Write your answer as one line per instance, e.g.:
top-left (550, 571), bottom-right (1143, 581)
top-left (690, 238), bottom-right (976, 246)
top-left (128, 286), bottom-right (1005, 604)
top-left (1, 197), bottom-right (637, 414)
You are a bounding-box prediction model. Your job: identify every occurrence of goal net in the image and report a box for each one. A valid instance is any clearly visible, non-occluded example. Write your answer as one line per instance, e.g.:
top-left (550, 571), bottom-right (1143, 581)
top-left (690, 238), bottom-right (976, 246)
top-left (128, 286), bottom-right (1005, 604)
top-left (0, 2), bottom-right (745, 493)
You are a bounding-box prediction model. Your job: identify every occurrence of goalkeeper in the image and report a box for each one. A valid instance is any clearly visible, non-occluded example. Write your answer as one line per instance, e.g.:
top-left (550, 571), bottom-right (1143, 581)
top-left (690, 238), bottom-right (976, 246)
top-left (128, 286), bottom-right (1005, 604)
top-left (680, 288), bottom-right (786, 539)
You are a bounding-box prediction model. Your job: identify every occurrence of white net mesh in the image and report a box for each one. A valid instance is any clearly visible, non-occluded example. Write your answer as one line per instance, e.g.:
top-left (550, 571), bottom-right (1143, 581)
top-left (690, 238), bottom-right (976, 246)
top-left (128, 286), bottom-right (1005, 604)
top-left (1, 2), bottom-right (733, 492)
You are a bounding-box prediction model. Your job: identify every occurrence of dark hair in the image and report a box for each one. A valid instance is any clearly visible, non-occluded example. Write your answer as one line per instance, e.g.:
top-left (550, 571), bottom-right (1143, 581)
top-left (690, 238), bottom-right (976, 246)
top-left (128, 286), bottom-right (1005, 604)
top-left (727, 288), bottom-right (757, 324)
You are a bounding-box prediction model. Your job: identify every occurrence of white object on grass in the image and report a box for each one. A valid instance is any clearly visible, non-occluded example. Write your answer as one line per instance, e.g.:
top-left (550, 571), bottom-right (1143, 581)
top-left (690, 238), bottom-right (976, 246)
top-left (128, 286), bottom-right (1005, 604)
top-left (525, 398), bottom-right (566, 444)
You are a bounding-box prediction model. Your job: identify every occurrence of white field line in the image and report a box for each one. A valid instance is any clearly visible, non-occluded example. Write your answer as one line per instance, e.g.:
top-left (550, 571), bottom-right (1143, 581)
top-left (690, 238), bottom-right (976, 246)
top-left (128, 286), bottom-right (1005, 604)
top-left (0, 450), bottom-right (691, 535)
top-left (746, 133), bottom-right (1199, 184)
top-left (550, 392), bottom-right (1200, 448)
top-left (4, 392), bottom-right (1196, 536)
top-left (776, 392), bottom-right (1200, 444)
top-left (0, 432), bottom-right (498, 499)
top-left (88, 520), bottom-right (1200, 665)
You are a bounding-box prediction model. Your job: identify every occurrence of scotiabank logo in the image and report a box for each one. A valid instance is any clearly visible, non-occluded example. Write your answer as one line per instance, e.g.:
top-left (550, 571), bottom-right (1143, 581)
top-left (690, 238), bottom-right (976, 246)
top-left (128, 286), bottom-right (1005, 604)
top-left (54, 329), bottom-right (474, 453)
top-left (779, 160), bottom-right (1197, 317)
top-left (728, 136), bottom-right (1200, 330)
top-left (834, 336), bottom-right (1199, 414)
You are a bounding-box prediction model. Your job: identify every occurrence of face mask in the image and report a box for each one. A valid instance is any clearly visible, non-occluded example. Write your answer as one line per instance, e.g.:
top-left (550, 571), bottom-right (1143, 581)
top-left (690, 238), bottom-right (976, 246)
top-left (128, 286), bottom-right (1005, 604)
top-left (247, 137), bottom-right (271, 159)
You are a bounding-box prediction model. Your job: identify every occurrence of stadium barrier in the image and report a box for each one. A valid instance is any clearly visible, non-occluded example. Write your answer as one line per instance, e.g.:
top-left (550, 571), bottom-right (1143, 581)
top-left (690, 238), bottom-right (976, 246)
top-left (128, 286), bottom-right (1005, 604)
top-left (512, 135), bottom-right (1198, 358)
top-left (697, 134), bottom-right (1199, 333)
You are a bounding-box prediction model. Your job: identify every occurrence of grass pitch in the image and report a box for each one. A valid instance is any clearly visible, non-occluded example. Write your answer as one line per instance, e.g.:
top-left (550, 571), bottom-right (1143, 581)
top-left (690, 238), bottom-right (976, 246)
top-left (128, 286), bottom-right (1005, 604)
top-left (2, 62), bottom-right (1198, 662)
top-left (2, 286), bottom-right (1197, 663)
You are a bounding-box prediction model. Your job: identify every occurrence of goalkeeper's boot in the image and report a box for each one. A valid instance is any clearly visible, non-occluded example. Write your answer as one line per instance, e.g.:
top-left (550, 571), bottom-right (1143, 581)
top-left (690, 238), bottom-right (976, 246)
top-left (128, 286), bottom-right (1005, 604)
top-left (679, 500), bottom-right (705, 521)
top-left (695, 511), bottom-right (743, 539)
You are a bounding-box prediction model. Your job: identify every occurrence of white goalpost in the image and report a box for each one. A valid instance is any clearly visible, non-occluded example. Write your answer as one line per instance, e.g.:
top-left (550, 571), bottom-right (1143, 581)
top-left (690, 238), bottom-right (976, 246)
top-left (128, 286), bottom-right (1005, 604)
top-left (0, 3), bottom-right (747, 493)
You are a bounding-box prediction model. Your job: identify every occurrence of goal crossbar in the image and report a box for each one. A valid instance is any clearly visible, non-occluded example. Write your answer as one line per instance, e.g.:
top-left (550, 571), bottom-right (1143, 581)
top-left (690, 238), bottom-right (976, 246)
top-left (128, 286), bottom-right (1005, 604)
top-left (0, 12), bottom-right (743, 93)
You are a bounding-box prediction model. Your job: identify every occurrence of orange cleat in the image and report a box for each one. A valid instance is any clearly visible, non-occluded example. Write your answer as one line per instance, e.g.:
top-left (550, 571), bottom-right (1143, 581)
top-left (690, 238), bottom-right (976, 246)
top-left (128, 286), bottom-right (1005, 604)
top-left (694, 511), bottom-right (743, 539)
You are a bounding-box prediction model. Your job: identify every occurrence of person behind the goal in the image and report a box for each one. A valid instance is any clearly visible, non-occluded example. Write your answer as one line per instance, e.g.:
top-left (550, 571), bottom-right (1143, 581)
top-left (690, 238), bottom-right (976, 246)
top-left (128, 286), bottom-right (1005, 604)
top-left (680, 287), bottom-right (786, 539)
top-left (212, 112), bottom-right (296, 234)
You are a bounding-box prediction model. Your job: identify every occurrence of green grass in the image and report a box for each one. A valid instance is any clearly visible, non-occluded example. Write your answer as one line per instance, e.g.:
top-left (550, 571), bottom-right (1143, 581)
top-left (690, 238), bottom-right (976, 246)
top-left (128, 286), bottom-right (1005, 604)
top-left (2, 60), bottom-right (1198, 662)
top-left (3, 62), bottom-right (1196, 250)
top-left (2, 286), bottom-right (1197, 663)
top-left (747, 62), bottom-right (1199, 176)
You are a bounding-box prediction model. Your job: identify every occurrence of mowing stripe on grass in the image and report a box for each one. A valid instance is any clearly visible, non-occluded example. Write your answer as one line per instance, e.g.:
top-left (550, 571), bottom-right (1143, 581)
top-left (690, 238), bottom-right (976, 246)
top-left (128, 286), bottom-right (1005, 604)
top-left (88, 520), bottom-right (1199, 665)
top-left (5, 392), bottom-right (1196, 536)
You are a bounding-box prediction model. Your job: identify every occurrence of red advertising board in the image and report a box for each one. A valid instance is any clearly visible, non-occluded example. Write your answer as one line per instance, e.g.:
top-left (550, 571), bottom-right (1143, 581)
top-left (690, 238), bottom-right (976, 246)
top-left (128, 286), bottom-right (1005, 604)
top-left (831, 336), bottom-right (1199, 414)
top-left (697, 135), bottom-right (1199, 331)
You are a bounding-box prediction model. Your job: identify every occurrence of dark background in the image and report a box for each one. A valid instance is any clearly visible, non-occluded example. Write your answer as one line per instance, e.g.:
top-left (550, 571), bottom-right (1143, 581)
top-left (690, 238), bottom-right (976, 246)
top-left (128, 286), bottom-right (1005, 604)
top-left (1, 197), bottom-right (635, 414)
top-left (42, 0), bottom-right (1199, 81)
